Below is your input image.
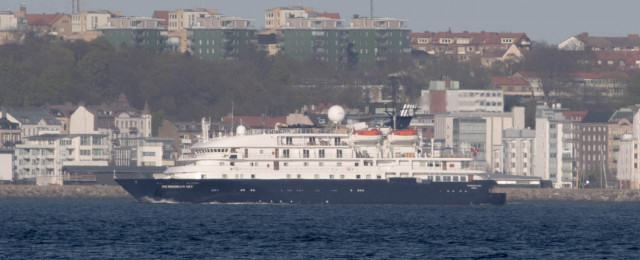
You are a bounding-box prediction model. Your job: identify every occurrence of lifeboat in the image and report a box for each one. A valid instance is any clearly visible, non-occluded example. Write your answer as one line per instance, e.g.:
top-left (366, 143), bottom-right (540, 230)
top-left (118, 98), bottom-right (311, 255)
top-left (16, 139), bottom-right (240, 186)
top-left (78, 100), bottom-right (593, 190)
top-left (388, 129), bottom-right (419, 144)
top-left (352, 129), bottom-right (383, 143)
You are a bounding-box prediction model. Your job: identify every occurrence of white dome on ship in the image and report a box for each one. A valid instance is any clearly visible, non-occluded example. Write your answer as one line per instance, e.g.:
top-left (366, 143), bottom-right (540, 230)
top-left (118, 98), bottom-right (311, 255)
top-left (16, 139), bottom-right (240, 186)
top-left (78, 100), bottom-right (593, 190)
top-left (236, 125), bottom-right (246, 136)
top-left (327, 105), bottom-right (345, 124)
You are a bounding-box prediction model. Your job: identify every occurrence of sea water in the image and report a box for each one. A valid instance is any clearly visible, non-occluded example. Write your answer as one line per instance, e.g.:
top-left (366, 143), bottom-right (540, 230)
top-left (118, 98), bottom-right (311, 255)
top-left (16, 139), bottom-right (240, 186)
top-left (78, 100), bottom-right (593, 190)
top-left (1, 198), bottom-right (639, 259)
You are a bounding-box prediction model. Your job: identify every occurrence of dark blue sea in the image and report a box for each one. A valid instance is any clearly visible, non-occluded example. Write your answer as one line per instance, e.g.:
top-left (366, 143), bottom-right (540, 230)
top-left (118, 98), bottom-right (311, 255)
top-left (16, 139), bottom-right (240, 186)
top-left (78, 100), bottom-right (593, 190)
top-left (1, 199), bottom-right (639, 259)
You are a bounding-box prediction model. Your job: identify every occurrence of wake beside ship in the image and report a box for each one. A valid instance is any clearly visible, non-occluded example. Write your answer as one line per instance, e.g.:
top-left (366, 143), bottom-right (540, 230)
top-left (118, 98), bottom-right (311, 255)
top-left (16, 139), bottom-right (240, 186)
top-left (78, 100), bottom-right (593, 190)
top-left (116, 106), bottom-right (506, 205)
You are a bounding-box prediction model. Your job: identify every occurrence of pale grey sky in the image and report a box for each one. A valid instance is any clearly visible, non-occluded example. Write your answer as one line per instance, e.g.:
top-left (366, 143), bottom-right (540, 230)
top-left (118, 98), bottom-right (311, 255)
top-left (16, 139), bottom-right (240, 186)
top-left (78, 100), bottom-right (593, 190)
top-left (2, 0), bottom-right (638, 44)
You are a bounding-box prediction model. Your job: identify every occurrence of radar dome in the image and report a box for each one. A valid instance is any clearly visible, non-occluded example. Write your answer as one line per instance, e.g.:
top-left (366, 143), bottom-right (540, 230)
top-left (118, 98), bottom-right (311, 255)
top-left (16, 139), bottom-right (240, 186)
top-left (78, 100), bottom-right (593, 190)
top-left (236, 125), bottom-right (246, 136)
top-left (327, 105), bottom-right (345, 124)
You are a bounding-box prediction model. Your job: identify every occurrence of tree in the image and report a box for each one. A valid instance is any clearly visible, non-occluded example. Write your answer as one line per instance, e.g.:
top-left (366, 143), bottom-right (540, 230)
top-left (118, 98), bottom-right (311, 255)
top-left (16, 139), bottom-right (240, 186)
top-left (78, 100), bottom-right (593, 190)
top-left (523, 43), bottom-right (576, 102)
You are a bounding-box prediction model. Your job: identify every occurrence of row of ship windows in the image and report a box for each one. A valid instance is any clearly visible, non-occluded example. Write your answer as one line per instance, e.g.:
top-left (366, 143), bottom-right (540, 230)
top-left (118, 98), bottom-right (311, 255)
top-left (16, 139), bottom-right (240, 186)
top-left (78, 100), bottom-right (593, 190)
top-left (217, 174), bottom-right (467, 182)
top-left (209, 188), bottom-right (467, 193)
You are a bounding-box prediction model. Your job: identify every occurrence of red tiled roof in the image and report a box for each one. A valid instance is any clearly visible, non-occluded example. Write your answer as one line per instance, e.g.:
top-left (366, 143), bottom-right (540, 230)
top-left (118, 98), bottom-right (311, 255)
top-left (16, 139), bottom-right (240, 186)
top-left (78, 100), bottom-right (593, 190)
top-left (317, 12), bottom-right (340, 19)
top-left (562, 110), bottom-right (588, 121)
top-left (491, 76), bottom-right (530, 86)
top-left (514, 71), bottom-right (542, 78)
top-left (27, 14), bottom-right (66, 26)
top-left (570, 71), bottom-right (630, 79)
top-left (595, 51), bottom-right (640, 67)
top-left (152, 11), bottom-right (169, 25)
top-left (410, 31), bottom-right (529, 46)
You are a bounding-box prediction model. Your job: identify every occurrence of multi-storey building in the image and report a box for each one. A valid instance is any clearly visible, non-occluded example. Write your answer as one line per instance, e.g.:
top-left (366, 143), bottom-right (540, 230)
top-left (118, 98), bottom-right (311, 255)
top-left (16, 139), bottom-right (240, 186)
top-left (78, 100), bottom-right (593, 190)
top-left (264, 6), bottom-right (314, 32)
top-left (0, 112), bottom-right (20, 149)
top-left (490, 76), bottom-right (544, 99)
top-left (419, 79), bottom-right (504, 114)
top-left (70, 10), bottom-right (120, 41)
top-left (113, 137), bottom-right (173, 167)
top-left (282, 16), bottom-right (346, 65)
top-left (189, 16), bottom-right (256, 60)
top-left (496, 129), bottom-right (535, 175)
top-left (617, 134), bottom-right (639, 189)
top-left (0, 6), bottom-right (27, 45)
top-left (570, 71), bottom-right (628, 97)
top-left (165, 8), bottom-right (218, 53)
top-left (558, 32), bottom-right (640, 51)
top-left (2, 108), bottom-right (62, 140)
top-left (607, 108), bottom-right (634, 177)
top-left (101, 16), bottom-right (166, 52)
top-left (575, 111), bottom-right (615, 187)
top-left (534, 104), bottom-right (577, 188)
top-left (409, 31), bottom-right (531, 65)
top-left (348, 17), bottom-right (411, 69)
top-left (434, 108), bottom-right (525, 171)
top-left (26, 13), bottom-right (72, 39)
top-left (14, 134), bottom-right (110, 185)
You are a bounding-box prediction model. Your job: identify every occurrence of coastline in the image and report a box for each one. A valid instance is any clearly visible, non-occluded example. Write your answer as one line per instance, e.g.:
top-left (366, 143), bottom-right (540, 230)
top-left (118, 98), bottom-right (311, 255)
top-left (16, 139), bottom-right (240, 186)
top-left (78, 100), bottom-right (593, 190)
top-left (1, 185), bottom-right (639, 202)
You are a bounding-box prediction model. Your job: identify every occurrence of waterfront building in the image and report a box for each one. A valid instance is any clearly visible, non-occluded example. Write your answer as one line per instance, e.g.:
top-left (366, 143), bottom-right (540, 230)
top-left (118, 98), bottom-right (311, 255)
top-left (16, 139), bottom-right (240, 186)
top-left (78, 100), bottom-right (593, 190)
top-left (617, 134), bottom-right (639, 189)
top-left (495, 129), bottom-right (535, 175)
top-left (1, 108), bottom-right (62, 141)
top-left (0, 111), bottom-right (20, 149)
top-left (607, 108), bottom-right (634, 177)
top-left (113, 137), bottom-right (173, 167)
top-left (157, 119), bottom-right (203, 159)
top-left (575, 110), bottom-right (615, 187)
top-left (534, 104), bottom-right (576, 188)
top-left (434, 108), bottom-right (525, 171)
top-left (0, 5), bottom-right (27, 45)
top-left (264, 6), bottom-right (314, 32)
top-left (14, 133), bottom-right (110, 185)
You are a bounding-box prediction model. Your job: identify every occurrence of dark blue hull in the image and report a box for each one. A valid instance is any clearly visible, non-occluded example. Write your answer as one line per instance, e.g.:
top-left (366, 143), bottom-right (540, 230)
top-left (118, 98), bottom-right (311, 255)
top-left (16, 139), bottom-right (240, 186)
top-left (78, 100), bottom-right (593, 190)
top-left (116, 178), bottom-right (506, 205)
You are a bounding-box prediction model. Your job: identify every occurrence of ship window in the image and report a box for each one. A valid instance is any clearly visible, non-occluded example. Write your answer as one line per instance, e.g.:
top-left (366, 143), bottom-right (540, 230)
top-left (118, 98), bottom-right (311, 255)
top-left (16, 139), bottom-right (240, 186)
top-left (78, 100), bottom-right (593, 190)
top-left (230, 162), bottom-right (235, 166)
top-left (337, 149), bottom-right (343, 158)
top-left (340, 174), bottom-right (345, 179)
top-left (428, 163), bottom-right (433, 167)
top-left (219, 162), bottom-right (224, 166)
top-left (314, 174), bottom-right (319, 179)
top-left (304, 162), bottom-right (309, 166)
top-left (260, 150), bottom-right (264, 154)
top-left (436, 176), bottom-right (441, 181)
top-left (420, 162), bottom-right (426, 166)
top-left (461, 176), bottom-right (466, 182)
top-left (337, 162), bottom-right (342, 166)
top-left (319, 162), bottom-right (324, 166)
top-left (283, 149), bottom-right (290, 158)
top-left (366, 174), bottom-right (371, 179)
top-left (354, 163), bottom-right (358, 167)
top-left (222, 174), bottom-right (227, 179)
top-left (250, 162), bottom-right (254, 166)
top-left (376, 175), bottom-right (381, 179)
top-left (286, 137), bottom-right (292, 145)
top-left (334, 137), bottom-right (341, 145)
top-left (435, 163), bottom-right (440, 167)
top-left (443, 176), bottom-right (451, 181)
top-left (240, 189), bottom-right (246, 192)
top-left (287, 174), bottom-right (291, 179)
top-left (297, 174), bottom-right (302, 179)
top-left (453, 176), bottom-right (459, 181)
top-left (319, 149), bottom-right (325, 158)
top-left (303, 150), bottom-right (310, 158)
top-left (251, 174), bottom-right (255, 179)
top-left (330, 174), bottom-right (335, 179)
top-left (308, 137), bottom-right (316, 144)
top-left (284, 162), bottom-right (288, 166)
top-left (356, 175), bottom-right (361, 179)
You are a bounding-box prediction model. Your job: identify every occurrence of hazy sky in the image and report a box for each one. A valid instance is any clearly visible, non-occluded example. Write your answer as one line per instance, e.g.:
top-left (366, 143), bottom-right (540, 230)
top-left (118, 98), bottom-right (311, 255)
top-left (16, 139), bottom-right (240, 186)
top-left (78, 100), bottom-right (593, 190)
top-left (3, 0), bottom-right (639, 44)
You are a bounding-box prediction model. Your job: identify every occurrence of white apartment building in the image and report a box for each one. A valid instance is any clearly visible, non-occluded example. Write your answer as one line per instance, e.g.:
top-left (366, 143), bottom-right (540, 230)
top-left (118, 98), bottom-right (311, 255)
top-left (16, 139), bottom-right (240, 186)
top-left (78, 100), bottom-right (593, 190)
top-left (114, 137), bottom-right (170, 167)
top-left (14, 134), bottom-right (109, 185)
top-left (617, 134), bottom-right (639, 189)
top-left (419, 79), bottom-right (504, 114)
top-left (496, 129), bottom-right (535, 175)
top-left (0, 11), bottom-right (19, 30)
top-left (534, 104), bottom-right (576, 188)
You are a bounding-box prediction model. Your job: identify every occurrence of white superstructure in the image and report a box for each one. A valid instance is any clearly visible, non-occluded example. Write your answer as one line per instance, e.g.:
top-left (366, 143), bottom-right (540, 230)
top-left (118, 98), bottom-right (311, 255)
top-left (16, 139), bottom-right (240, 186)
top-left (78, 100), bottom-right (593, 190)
top-left (159, 126), bottom-right (483, 182)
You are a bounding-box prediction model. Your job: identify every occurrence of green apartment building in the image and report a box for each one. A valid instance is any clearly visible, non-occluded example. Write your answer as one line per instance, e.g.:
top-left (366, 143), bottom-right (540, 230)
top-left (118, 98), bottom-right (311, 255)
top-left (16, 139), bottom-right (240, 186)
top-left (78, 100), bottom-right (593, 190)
top-left (100, 17), bottom-right (166, 53)
top-left (348, 17), bottom-right (411, 70)
top-left (282, 28), bottom-right (347, 65)
top-left (189, 28), bottom-right (256, 60)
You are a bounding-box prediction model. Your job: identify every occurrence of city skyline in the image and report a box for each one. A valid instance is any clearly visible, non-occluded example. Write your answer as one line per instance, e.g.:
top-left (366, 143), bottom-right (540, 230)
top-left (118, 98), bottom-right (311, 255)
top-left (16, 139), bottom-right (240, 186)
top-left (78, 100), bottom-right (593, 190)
top-left (2, 0), bottom-right (639, 44)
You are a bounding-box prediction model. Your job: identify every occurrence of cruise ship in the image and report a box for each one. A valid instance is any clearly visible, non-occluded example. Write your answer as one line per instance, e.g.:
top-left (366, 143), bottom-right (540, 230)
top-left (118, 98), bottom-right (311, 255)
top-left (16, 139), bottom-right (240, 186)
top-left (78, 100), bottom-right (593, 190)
top-left (116, 106), bottom-right (506, 205)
